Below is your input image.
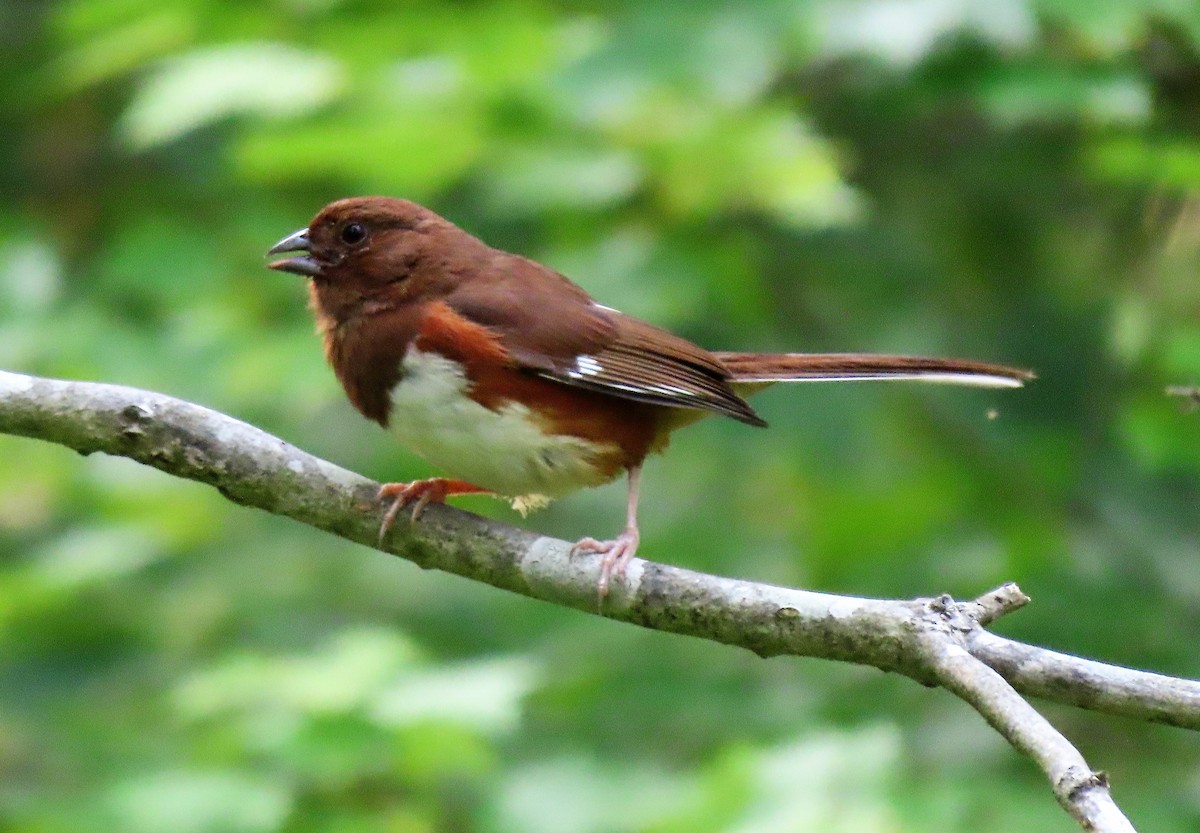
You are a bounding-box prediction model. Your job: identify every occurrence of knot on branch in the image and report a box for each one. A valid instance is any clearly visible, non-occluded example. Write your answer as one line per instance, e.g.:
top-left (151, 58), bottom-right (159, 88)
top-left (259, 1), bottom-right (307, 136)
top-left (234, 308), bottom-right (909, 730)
top-left (1057, 765), bottom-right (1110, 800)
top-left (119, 402), bottom-right (154, 439)
top-left (919, 593), bottom-right (981, 638)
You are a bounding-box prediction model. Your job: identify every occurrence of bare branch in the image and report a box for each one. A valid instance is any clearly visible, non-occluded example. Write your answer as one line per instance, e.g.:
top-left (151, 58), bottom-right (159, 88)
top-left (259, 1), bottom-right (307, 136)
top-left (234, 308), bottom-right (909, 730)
top-left (2, 370), bottom-right (1190, 832)
top-left (917, 598), bottom-right (1135, 832)
top-left (969, 631), bottom-right (1200, 730)
top-left (968, 582), bottom-right (1031, 626)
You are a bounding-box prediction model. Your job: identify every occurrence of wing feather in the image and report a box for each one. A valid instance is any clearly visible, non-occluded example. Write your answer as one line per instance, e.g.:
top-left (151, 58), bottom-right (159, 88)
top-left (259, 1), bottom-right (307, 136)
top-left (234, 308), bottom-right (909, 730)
top-left (442, 261), bottom-right (764, 426)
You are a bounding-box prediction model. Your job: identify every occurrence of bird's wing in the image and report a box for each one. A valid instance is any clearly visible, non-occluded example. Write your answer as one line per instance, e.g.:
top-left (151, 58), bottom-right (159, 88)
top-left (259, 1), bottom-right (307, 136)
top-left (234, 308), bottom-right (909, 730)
top-left (442, 256), bottom-right (765, 426)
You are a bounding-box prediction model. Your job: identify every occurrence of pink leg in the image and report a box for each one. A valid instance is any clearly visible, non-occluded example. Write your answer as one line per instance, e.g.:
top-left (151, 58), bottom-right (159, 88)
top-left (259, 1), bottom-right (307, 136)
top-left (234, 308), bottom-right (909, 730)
top-left (571, 465), bottom-right (642, 597)
top-left (377, 477), bottom-right (490, 544)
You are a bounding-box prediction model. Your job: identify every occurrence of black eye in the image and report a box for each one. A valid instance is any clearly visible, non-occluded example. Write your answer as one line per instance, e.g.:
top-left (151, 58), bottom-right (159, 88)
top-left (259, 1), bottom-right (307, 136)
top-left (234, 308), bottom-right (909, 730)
top-left (341, 222), bottom-right (367, 245)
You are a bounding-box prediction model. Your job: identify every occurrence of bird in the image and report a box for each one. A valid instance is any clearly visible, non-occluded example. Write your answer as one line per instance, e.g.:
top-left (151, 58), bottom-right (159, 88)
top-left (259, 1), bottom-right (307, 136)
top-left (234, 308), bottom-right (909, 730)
top-left (267, 197), bottom-right (1033, 595)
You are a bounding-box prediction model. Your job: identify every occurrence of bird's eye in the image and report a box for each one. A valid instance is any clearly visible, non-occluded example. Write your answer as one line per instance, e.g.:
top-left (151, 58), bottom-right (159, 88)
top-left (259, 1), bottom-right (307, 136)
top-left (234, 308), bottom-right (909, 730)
top-left (341, 222), bottom-right (367, 245)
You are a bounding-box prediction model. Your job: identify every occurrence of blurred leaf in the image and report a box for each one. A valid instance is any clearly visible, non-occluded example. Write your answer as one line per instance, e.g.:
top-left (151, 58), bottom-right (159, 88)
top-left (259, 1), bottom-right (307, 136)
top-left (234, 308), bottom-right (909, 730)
top-left (51, 8), bottom-right (194, 93)
top-left (371, 655), bottom-right (540, 734)
top-left (720, 728), bottom-right (900, 833)
top-left (176, 628), bottom-right (421, 719)
top-left (653, 108), bottom-right (858, 225)
top-left (979, 68), bottom-right (1150, 125)
top-left (103, 770), bottom-right (292, 833)
top-left (812, 0), bottom-right (1036, 66)
top-left (493, 756), bottom-right (695, 833)
top-left (120, 43), bottom-right (343, 148)
top-left (1088, 136), bottom-right (1200, 186)
top-left (31, 525), bottom-right (164, 592)
top-left (482, 145), bottom-right (642, 213)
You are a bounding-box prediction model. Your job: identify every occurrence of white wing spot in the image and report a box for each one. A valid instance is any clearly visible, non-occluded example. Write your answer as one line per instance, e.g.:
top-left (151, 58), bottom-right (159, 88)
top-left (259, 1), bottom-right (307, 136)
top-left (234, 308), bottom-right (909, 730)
top-left (574, 355), bottom-right (602, 377)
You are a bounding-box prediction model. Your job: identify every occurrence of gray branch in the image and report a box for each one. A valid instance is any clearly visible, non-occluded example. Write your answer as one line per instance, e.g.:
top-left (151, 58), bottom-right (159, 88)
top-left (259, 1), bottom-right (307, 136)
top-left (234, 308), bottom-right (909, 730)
top-left (3, 371), bottom-right (1190, 832)
top-left (918, 597), bottom-right (1135, 832)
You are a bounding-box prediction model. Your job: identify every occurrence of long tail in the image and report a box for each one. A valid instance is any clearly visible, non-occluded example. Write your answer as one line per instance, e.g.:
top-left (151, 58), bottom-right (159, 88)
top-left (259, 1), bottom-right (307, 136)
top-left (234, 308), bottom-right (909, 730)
top-left (716, 353), bottom-right (1034, 389)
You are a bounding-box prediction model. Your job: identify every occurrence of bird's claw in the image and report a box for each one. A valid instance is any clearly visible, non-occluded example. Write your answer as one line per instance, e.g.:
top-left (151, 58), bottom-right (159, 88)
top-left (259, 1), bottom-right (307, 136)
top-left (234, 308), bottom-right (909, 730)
top-left (376, 478), bottom-right (487, 545)
top-left (572, 527), bottom-right (640, 599)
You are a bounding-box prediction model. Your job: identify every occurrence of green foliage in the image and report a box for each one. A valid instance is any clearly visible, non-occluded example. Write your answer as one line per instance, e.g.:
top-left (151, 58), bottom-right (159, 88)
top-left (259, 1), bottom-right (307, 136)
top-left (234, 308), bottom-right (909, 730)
top-left (4, 0), bottom-right (1200, 829)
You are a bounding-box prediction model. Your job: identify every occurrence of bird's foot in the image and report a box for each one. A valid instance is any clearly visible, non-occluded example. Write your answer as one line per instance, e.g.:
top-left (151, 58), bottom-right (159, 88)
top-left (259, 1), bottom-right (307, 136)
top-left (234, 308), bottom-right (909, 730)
top-left (377, 478), bottom-right (489, 544)
top-left (572, 526), bottom-right (640, 598)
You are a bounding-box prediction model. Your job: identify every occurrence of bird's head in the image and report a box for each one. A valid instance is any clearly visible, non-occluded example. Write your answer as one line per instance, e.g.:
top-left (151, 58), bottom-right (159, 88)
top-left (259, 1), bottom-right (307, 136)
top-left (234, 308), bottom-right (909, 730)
top-left (267, 196), bottom-right (464, 322)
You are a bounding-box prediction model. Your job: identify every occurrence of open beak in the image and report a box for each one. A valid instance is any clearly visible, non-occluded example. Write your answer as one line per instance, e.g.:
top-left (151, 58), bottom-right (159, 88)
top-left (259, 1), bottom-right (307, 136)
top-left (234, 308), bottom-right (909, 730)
top-left (266, 228), bottom-right (321, 277)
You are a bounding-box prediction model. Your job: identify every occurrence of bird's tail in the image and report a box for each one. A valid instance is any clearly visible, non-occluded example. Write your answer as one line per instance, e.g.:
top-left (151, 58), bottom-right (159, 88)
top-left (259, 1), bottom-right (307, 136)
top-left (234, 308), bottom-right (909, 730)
top-left (716, 353), bottom-right (1034, 389)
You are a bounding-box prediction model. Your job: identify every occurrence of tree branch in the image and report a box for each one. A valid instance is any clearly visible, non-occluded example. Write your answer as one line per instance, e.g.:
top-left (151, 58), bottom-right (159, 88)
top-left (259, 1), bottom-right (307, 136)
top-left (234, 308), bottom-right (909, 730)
top-left (2, 370), bottom-right (1191, 832)
top-left (918, 596), bottom-right (1134, 832)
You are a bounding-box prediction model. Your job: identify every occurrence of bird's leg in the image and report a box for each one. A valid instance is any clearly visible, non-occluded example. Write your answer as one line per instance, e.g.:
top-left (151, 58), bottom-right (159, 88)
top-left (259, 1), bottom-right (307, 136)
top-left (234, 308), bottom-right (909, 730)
top-left (572, 465), bottom-right (642, 597)
top-left (377, 478), bottom-right (490, 544)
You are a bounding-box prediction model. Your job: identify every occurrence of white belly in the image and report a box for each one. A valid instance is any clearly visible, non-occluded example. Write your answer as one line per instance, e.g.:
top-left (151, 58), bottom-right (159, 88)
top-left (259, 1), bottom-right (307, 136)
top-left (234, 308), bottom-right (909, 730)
top-left (388, 349), bottom-right (616, 499)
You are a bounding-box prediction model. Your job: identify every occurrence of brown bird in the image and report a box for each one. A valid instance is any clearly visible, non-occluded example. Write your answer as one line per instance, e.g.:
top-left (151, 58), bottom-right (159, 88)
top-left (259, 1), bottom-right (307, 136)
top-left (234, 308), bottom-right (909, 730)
top-left (268, 197), bottom-right (1032, 594)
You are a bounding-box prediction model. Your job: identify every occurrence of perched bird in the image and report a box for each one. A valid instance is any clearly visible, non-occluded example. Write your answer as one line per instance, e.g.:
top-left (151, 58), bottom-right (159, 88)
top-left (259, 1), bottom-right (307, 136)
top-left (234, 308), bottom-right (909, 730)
top-left (268, 197), bottom-right (1032, 594)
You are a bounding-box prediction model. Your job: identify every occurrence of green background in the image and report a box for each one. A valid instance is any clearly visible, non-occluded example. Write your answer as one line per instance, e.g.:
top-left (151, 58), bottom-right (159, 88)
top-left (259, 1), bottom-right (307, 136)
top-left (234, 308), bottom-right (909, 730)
top-left (3, 0), bottom-right (1200, 830)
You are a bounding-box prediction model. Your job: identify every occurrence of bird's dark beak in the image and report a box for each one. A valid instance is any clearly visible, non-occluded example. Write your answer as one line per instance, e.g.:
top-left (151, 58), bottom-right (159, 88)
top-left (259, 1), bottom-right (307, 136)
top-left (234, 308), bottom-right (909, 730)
top-left (266, 228), bottom-right (321, 277)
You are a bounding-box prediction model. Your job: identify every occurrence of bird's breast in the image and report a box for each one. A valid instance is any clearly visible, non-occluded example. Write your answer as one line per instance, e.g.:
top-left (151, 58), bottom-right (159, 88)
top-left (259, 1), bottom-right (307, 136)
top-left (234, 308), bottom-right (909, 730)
top-left (388, 348), bottom-right (629, 500)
